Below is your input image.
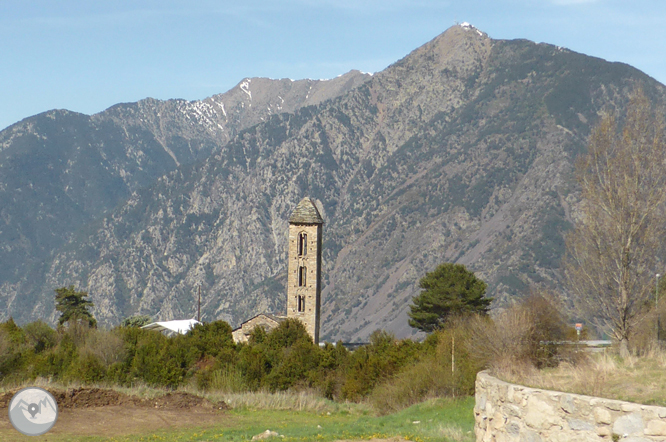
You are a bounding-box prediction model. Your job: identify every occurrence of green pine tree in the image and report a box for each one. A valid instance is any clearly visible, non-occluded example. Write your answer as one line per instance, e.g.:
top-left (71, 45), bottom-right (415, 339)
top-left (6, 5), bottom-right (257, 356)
top-left (55, 285), bottom-right (97, 328)
top-left (408, 263), bottom-right (491, 332)
top-left (121, 315), bottom-right (152, 328)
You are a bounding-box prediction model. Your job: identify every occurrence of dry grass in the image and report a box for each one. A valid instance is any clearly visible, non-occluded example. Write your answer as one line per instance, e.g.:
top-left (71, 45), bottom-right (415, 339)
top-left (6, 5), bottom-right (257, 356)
top-left (0, 378), bottom-right (187, 400)
top-left (495, 345), bottom-right (666, 405)
top-left (209, 389), bottom-right (361, 413)
top-left (437, 424), bottom-right (467, 442)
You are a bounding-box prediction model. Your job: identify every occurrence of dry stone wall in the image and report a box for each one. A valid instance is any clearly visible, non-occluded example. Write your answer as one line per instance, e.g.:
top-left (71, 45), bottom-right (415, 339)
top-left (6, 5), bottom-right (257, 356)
top-left (475, 371), bottom-right (666, 441)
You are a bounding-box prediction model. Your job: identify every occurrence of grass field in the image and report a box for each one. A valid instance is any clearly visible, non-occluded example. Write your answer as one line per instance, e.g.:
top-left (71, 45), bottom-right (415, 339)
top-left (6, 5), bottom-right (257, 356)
top-left (1, 394), bottom-right (475, 442)
top-left (119, 397), bottom-right (475, 442)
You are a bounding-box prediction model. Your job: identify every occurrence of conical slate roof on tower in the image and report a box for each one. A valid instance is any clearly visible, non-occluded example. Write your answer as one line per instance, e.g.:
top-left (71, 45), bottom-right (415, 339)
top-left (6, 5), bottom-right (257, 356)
top-left (289, 198), bottom-right (324, 224)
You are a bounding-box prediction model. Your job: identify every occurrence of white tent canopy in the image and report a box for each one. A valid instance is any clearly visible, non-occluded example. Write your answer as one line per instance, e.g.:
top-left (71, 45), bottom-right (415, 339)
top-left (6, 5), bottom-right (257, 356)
top-left (141, 319), bottom-right (201, 336)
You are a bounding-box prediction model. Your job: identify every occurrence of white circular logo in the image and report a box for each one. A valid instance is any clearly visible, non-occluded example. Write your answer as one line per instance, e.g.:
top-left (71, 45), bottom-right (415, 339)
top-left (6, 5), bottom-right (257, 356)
top-left (8, 387), bottom-right (58, 436)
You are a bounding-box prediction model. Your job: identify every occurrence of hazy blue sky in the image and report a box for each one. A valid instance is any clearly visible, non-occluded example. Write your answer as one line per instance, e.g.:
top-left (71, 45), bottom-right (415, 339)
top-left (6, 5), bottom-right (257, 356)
top-left (1, 0), bottom-right (664, 131)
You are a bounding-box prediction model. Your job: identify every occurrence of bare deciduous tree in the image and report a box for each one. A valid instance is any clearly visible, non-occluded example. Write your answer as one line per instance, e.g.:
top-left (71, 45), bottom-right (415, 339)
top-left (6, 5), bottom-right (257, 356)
top-left (564, 88), bottom-right (666, 355)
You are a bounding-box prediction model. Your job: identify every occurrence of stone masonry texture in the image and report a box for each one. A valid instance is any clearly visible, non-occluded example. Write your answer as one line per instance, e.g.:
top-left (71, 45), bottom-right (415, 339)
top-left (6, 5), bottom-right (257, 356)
top-left (287, 198), bottom-right (323, 343)
top-left (475, 371), bottom-right (666, 441)
top-left (231, 314), bottom-right (283, 344)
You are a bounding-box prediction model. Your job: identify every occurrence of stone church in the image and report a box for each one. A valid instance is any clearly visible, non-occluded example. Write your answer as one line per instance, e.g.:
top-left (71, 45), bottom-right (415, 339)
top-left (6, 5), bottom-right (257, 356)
top-left (232, 197), bottom-right (324, 344)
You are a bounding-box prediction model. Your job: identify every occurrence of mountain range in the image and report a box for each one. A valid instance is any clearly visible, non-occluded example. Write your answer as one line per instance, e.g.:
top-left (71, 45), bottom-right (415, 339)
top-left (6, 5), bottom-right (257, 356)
top-left (2, 24), bottom-right (664, 342)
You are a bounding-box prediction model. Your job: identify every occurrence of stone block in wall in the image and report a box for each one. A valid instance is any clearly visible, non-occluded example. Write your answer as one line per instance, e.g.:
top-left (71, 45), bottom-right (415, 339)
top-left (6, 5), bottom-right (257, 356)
top-left (520, 429), bottom-right (542, 442)
top-left (506, 420), bottom-right (520, 435)
top-left (504, 403), bottom-right (522, 417)
top-left (559, 395), bottom-right (575, 414)
top-left (645, 419), bottom-right (666, 436)
top-left (566, 418), bottom-right (594, 431)
top-left (525, 395), bottom-right (559, 429)
top-left (622, 403), bottom-right (642, 412)
top-left (476, 391), bottom-right (487, 412)
top-left (596, 425), bottom-right (611, 437)
top-left (594, 407), bottom-right (612, 424)
top-left (613, 413), bottom-right (645, 437)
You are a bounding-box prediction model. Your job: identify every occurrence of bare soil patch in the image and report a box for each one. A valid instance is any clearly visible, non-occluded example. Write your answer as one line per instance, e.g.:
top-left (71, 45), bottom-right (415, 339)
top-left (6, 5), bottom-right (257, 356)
top-left (0, 386), bottom-right (227, 410)
top-left (0, 387), bottom-right (230, 439)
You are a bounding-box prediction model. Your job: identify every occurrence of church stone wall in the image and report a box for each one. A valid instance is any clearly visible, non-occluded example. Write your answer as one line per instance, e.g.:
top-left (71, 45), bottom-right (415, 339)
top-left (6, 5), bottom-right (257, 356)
top-left (475, 371), bottom-right (666, 441)
top-left (232, 315), bottom-right (281, 344)
top-left (287, 223), bottom-right (322, 343)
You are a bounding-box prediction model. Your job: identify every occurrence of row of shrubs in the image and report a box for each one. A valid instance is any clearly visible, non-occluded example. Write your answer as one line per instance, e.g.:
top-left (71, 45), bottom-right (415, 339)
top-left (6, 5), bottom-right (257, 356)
top-left (0, 293), bottom-right (575, 413)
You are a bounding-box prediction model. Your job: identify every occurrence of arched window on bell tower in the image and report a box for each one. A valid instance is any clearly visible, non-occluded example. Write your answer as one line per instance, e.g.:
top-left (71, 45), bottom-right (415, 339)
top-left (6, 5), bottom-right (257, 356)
top-left (298, 295), bottom-right (305, 312)
top-left (298, 232), bottom-right (307, 256)
top-left (298, 266), bottom-right (307, 287)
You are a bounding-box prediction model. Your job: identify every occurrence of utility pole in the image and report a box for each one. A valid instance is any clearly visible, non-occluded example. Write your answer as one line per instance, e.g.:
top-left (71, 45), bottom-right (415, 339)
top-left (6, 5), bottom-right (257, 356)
top-left (197, 285), bottom-right (201, 322)
top-left (575, 323), bottom-right (582, 353)
top-left (657, 274), bottom-right (661, 342)
top-left (451, 334), bottom-right (455, 398)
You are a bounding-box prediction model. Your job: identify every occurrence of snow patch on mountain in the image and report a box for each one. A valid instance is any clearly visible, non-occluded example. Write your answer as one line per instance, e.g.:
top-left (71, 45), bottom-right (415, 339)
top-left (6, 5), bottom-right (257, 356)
top-left (178, 100), bottom-right (222, 134)
top-left (240, 79), bottom-right (252, 100)
top-left (459, 22), bottom-right (484, 36)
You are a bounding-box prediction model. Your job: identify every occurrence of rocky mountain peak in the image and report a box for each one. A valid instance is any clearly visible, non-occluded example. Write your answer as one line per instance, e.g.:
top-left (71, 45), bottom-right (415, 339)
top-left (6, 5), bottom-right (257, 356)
top-left (390, 23), bottom-right (492, 75)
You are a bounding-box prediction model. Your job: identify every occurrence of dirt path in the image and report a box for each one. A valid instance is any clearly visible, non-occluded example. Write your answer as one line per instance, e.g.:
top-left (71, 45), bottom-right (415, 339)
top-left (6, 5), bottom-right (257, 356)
top-left (0, 387), bottom-right (230, 440)
top-left (1, 406), bottom-right (230, 437)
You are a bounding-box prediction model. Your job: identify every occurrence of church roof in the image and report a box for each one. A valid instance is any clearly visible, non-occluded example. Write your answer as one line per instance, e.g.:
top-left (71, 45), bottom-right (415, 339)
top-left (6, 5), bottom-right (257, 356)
top-left (141, 319), bottom-right (201, 336)
top-left (289, 197), bottom-right (324, 224)
top-left (233, 313), bottom-right (286, 330)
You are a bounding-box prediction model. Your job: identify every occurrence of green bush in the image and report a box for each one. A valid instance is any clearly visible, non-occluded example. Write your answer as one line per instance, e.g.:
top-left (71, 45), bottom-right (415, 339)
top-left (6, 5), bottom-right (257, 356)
top-left (237, 319), bottom-right (320, 392)
top-left (37, 333), bottom-right (79, 381)
top-left (237, 344), bottom-right (270, 391)
top-left (184, 320), bottom-right (236, 363)
top-left (341, 330), bottom-right (422, 401)
top-left (67, 353), bottom-right (106, 384)
top-left (370, 324), bottom-right (482, 414)
top-left (201, 365), bottom-right (248, 393)
top-left (370, 358), bottom-right (452, 414)
top-left (23, 321), bottom-right (58, 353)
top-left (264, 338), bottom-right (320, 391)
top-left (0, 318), bottom-right (27, 344)
top-left (310, 341), bottom-right (349, 399)
top-left (129, 330), bottom-right (192, 388)
top-left (0, 326), bottom-right (26, 383)
top-left (120, 315), bottom-right (152, 328)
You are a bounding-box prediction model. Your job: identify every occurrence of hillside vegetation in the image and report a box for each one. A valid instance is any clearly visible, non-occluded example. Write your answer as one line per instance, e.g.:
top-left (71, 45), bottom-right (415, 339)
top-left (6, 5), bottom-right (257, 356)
top-left (0, 288), bottom-right (579, 415)
top-left (0, 317), bottom-right (480, 415)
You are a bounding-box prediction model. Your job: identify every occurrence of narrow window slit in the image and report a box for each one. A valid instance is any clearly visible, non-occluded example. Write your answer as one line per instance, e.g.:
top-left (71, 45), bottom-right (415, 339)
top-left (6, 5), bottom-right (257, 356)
top-left (298, 233), bottom-right (307, 256)
top-left (298, 266), bottom-right (307, 287)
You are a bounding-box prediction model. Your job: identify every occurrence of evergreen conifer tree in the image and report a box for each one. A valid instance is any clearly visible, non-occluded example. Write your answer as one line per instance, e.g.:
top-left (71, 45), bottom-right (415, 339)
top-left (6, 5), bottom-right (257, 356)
top-left (55, 285), bottom-right (97, 328)
top-left (408, 263), bottom-right (491, 332)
